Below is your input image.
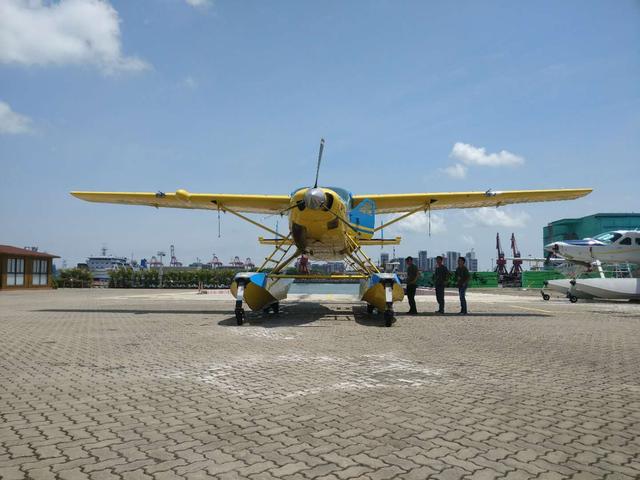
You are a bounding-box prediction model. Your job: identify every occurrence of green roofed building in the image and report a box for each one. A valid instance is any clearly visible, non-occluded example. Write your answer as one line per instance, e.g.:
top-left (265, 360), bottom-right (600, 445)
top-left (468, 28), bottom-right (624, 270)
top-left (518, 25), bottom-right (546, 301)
top-left (543, 213), bottom-right (640, 254)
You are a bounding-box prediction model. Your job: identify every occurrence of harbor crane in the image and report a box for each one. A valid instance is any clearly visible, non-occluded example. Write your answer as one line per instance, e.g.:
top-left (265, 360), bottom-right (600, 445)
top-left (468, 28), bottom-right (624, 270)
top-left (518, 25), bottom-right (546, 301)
top-left (209, 253), bottom-right (223, 269)
top-left (509, 233), bottom-right (523, 278)
top-left (495, 233), bottom-right (508, 283)
top-left (169, 245), bottom-right (182, 267)
top-left (230, 256), bottom-right (244, 268)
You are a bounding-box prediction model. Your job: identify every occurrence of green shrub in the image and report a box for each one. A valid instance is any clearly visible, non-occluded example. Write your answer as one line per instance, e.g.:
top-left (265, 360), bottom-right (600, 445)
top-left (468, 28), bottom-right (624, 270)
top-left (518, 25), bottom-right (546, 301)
top-left (57, 268), bottom-right (93, 288)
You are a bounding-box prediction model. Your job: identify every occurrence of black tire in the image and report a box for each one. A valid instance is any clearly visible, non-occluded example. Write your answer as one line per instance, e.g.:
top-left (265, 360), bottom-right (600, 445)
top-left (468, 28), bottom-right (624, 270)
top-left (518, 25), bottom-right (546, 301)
top-left (235, 309), bottom-right (245, 325)
top-left (569, 295), bottom-right (578, 303)
top-left (384, 310), bottom-right (394, 327)
top-left (272, 302), bottom-right (279, 314)
top-left (366, 304), bottom-right (375, 314)
top-left (542, 294), bottom-right (550, 301)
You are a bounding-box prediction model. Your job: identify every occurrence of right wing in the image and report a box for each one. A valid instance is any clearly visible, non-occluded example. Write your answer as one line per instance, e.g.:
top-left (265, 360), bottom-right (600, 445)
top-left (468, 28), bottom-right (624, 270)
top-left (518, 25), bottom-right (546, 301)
top-left (352, 188), bottom-right (592, 214)
top-left (70, 190), bottom-right (291, 214)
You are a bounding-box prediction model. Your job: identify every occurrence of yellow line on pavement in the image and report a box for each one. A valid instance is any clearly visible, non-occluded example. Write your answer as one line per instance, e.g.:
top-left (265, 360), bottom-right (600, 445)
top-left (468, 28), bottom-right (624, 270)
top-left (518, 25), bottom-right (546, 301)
top-left (509, 304), bottom-right (555, 314)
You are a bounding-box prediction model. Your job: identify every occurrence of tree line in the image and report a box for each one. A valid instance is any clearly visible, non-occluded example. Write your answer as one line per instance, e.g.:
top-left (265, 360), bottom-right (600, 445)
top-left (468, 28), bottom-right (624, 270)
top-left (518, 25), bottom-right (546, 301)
top-left (52, 267), bottom-right (241, 289)
top-left (107, 268), bottom-right (239, 288)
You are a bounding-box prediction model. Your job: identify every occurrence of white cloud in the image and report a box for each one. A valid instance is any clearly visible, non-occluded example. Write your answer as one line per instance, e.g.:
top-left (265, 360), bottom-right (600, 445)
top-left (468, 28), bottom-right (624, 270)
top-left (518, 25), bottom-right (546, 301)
top-left (461, 234), bottom-right (475, 245)
top-left (450, 142), bottom-right (525, 167)
top-left (0, 0), bottom-right (149, 73)
top-left (388, 212), bottom-right (446, 235)
top-left (181, 75), bottom-right (198, 89)
top-left (0, 101), bottom-right (32, 134)
top-left (442, 163), bottom-right (467, 179)
top-left (185, 0), bottom-right (212, 7)
top-left (464, 207), bottom-right (530, 228)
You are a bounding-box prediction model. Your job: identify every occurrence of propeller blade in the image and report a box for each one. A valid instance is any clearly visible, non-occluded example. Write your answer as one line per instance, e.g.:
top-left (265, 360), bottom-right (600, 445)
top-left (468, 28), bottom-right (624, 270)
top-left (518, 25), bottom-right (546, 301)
top-left (314, 138), bottom-right (325, 188)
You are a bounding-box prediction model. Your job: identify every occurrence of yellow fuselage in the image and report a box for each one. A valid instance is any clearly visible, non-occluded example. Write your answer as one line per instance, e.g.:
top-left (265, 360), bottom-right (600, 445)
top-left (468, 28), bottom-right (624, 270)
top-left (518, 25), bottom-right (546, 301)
top-left (288, 187), bottom-right (372, 260)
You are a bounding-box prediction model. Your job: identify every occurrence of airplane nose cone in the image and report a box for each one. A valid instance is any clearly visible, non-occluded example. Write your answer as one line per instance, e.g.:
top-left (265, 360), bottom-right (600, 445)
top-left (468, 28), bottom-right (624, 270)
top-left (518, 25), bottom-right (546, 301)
top-left (544, 242), bottom-right (560, 253)
top-left (304, 188), bottom-right (325, 210)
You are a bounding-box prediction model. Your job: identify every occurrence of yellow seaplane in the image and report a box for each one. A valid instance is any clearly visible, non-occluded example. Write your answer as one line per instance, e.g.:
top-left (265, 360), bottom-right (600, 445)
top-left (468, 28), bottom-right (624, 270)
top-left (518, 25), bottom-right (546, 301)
top-left (72, 140), bottom-right (591, 326)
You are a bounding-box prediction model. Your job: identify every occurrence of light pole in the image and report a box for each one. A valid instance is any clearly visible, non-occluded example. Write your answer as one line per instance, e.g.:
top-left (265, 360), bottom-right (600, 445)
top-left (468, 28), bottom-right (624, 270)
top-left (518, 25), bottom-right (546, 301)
top-left (157, 251), bottom-right (166, 288)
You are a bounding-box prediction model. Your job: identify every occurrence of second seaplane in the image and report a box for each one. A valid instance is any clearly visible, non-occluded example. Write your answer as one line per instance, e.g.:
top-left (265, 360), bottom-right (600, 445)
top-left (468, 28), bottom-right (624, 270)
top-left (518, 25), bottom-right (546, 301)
top-left (72, 140), bottom-right (592, 326)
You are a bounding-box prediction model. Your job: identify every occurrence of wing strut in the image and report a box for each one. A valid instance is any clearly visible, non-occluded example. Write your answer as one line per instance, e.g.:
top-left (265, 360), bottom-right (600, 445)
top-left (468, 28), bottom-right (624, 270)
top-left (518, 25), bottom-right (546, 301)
top-left (211, 201), bottom-right (286, 238)
top-left (373, 200), bottom-right (436, 233)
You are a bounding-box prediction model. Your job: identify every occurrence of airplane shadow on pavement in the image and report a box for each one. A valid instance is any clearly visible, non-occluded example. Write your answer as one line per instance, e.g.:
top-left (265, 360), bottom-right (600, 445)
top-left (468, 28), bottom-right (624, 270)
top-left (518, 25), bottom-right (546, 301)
top-left (38, 306), bottom-right (551, 329)
top-left (38, 308), bottom-right (236, 315)
top-left (219, 304), bottom-right (552, 328)
top-left (218, 303), bottom-right (353, 328)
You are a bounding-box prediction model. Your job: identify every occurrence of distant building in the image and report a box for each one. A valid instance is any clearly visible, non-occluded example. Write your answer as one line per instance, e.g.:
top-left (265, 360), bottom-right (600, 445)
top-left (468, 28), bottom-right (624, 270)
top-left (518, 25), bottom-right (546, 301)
top-left (0, 245), bottom-right (59, 289)
top-left (392, 257), bottom-right (406, 273)
top-left (425, 257), bottom-right (436, 272)
top-left (309, 261), bottom-right (345, 274)
top-left (445, 251), bottom-right (460, 270)
top-left (380, 252), bottom-right (390, 269)
top-left (465, 249), bottom-right (478, 272)
top-left (418, 250), bottom-right (428, 271)
top-left (543, 213), bottom-right (640, 254)
top-left (326, 261), bottom-right (345, 273)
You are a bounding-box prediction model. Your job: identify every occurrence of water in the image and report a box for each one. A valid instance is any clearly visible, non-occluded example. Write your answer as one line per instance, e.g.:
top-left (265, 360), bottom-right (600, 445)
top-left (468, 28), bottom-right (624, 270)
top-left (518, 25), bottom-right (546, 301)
top-left (289, 282), bottom-right (360, 295)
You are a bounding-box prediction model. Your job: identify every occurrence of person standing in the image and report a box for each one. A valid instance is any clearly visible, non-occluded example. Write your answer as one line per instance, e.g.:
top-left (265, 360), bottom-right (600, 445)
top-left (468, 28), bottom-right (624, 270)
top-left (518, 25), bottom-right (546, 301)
top-left (405, 256), bottom-right (419, 314)
top-left (432, 256), bottom-right (449, 314)
top-left (455, 257), bottom-right (470, 315)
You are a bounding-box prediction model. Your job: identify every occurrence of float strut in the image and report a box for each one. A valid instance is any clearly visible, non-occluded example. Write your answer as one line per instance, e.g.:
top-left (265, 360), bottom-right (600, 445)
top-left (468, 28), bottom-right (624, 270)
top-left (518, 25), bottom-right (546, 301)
top-left (234, 279), bottom-right (247, 325)
top-left (381, 277), bottom-right (396, 327)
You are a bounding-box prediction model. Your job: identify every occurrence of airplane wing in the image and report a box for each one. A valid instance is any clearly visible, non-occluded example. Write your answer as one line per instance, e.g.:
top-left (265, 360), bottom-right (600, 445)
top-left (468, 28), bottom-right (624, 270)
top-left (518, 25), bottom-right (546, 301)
top-left (505, 257), bottom-right (564, 263)
top-left (352, 188), bottom-right (592, 214)
top-left (70, 190), bottom-right (290, 214)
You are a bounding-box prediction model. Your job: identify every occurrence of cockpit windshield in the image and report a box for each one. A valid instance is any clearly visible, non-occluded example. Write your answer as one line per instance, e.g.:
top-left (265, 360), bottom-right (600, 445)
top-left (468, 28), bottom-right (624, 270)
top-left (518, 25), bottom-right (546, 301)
top-left (325, 187), bottom-right (352, 204)
top-left (592, 232), bottom-right (622, 244)
top-left (291, 186), bottom-right (352, 205)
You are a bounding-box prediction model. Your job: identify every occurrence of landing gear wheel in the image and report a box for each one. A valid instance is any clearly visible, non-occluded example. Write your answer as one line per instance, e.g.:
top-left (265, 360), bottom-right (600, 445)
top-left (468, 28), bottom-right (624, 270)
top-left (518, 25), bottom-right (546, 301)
top-left (272, 302), bottom-right (279, 314)
top-left (366, 304), bottom-right (375, 314)
top-left (384, 310), bottom-right (394, 327)
top-left (542, 294), bottom-right (550, 301)
top-left (569, 295), bottom-right (578, 303)
top-left (235, 308), bottom-right (245, 325)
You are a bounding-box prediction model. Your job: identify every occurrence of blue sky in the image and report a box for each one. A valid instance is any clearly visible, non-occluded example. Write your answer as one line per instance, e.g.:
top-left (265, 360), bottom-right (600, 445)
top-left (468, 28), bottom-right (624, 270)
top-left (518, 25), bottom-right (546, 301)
top-left (1, 0), bottom-right (638, 269)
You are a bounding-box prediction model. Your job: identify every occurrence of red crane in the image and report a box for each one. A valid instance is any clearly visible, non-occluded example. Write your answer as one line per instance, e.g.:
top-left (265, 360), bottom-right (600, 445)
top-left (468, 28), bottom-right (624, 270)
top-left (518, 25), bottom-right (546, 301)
top-left (509, 233), bottom-right (523, 277)
top-left (495, 233), bottom-right (508, 282)
top-left (230, 256), bottom-right (244, 268)
top-left (209, 253), bottom-right (223, 269)
top-left (169, 245), bottom-right (182, 267)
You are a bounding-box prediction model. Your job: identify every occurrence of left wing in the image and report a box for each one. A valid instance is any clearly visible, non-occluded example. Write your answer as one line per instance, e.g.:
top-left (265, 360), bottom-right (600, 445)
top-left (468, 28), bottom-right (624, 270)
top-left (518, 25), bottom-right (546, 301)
top-left (71, 190), bottom-right (290, 214)
top-left (352, 188), bottom-right (592, 214)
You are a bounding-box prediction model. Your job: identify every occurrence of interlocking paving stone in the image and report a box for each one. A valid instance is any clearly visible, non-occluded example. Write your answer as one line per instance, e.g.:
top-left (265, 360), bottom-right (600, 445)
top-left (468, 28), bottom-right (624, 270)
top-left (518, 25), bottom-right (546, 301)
top-left (1, 288), bottom-right (639, 479)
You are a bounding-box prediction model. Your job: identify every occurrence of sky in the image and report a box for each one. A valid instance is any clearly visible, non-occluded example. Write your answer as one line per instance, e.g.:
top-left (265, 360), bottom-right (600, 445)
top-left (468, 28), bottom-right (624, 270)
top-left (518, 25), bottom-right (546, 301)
top-left (1, 0), bottom-right (639, 270)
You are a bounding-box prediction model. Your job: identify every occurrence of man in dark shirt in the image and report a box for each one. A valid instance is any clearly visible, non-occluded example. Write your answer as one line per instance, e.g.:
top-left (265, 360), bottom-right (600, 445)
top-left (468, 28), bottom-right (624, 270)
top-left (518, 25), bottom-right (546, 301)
top-left (455, 257), bottom-right (471, 315)
top-left (432, 256), bottom-right (449, 314)
top-left (405, 256), bottom-right (419, 314)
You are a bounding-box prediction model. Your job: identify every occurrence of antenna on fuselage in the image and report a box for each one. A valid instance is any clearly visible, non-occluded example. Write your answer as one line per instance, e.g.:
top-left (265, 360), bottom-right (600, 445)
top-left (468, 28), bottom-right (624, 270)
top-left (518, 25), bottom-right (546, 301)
top-left (313, 138), bottom-right (325, 188)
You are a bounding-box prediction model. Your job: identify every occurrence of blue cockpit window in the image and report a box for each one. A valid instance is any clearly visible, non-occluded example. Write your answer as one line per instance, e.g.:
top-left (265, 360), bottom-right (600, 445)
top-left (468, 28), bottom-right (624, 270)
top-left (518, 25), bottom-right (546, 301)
top-left (592, 232), bottom-right (622, 244)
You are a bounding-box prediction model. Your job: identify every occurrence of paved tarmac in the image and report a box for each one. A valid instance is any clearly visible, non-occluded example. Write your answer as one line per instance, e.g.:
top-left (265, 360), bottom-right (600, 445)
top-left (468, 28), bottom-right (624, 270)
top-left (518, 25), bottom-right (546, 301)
top-left (1, 288), bottom-right (639, 480)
